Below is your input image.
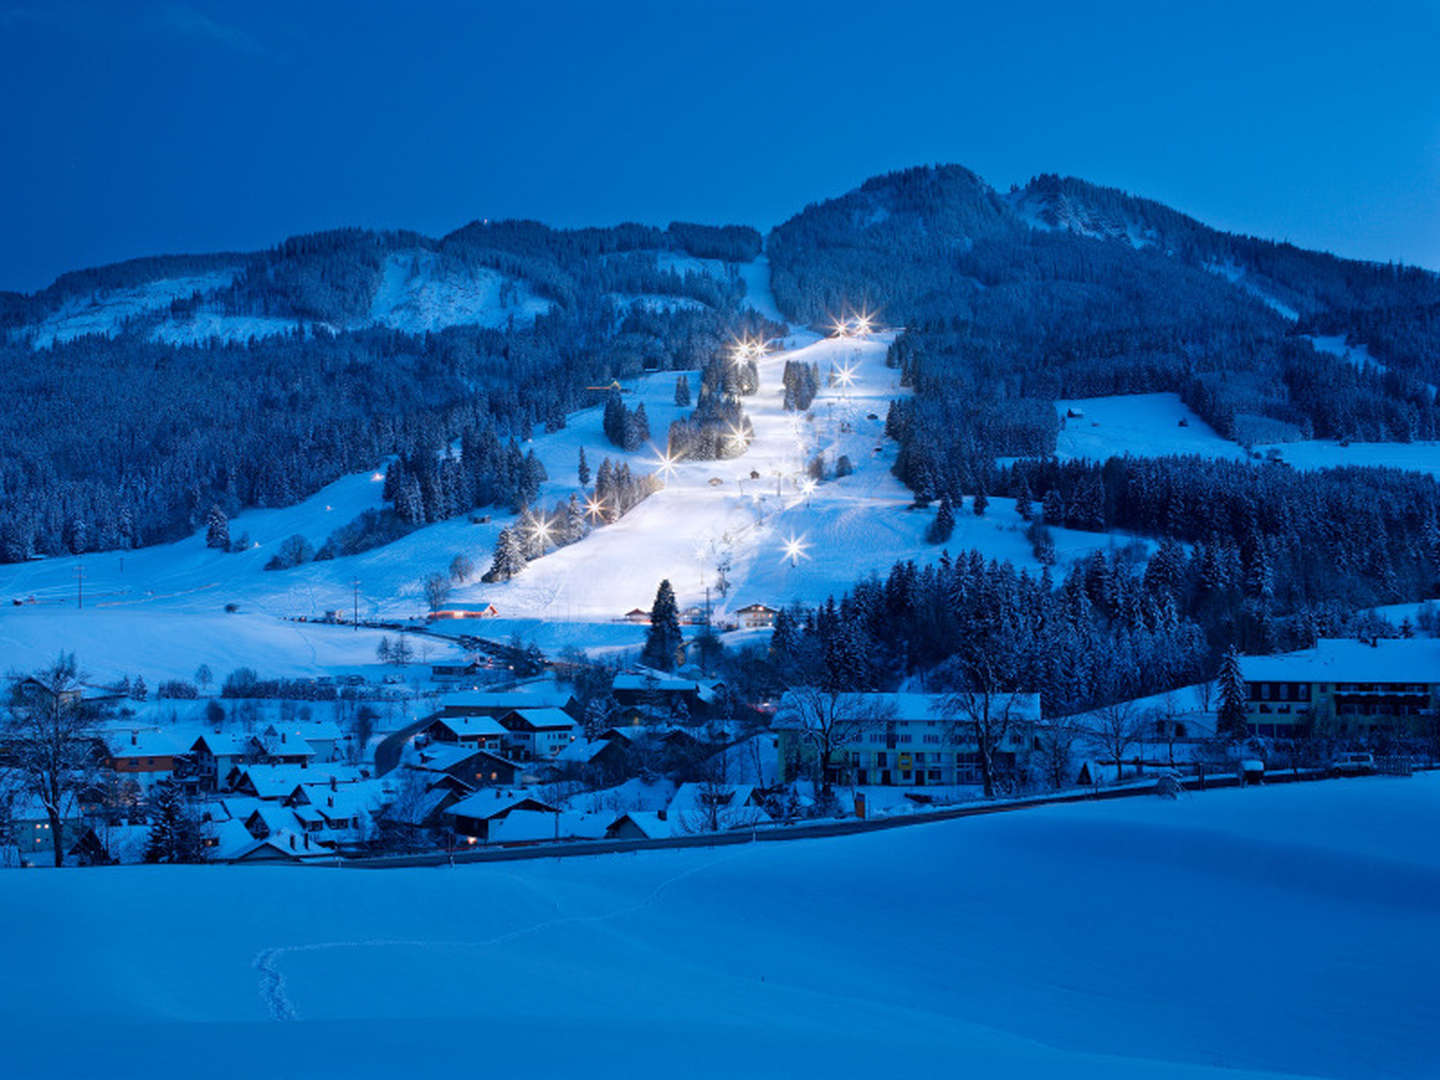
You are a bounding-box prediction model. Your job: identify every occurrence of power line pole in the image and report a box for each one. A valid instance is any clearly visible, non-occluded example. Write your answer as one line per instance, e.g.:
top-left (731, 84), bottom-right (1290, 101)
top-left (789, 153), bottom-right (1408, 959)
top-left (352, 578), bottom-right (360, 630)
top-left (74, 562), bottom-right (84, 610)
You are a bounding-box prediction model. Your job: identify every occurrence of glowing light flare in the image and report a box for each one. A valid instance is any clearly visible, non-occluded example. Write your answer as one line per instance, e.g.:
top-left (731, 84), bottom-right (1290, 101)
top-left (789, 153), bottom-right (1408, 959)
top-left (584, 495), bottom-right (608, 520)
top-left (800, 477), bottom-right (817, 496)
top-left (527, 514), bottom-right (553, 546)
top-left (781, 534), bottom-right (811, 566)
top-left (835, 362), bottom-right (857, 388)
top-left (650, 446), bottom-right (680, 481)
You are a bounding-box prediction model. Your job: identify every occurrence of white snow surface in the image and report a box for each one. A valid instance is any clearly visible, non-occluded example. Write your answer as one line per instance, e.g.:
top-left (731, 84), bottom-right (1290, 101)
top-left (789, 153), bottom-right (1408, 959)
top-left (18, 270), bottom-right (241, 347)
top-left (3, 776), bottom-right (1438, 1078)
top-left (1049, 392), bottom-right (1440, 479)
top-left (367, 250), bottom-right (553, 333)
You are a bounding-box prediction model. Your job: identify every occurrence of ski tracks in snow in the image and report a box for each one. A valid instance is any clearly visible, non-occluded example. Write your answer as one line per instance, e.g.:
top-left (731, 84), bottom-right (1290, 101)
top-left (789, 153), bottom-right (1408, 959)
top-left (252, 846), bottom-right (751, 1021)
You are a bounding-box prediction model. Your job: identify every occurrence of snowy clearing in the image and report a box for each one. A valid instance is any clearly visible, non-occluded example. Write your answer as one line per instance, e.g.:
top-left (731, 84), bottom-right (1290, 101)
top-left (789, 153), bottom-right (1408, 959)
top-left (2, 775), bottom-right (1437, 1079)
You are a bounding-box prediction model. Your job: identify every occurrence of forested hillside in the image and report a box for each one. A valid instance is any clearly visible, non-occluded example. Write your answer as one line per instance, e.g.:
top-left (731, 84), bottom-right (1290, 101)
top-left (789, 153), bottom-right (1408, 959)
top-left (2, 163), bottom-right (1436, 567)
top-left (0, 222), bottom-right (775, 559)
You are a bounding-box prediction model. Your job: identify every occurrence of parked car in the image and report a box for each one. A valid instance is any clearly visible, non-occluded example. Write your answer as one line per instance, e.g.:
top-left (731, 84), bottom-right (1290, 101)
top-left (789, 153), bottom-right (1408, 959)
top-left (1332, 752), bottom-right (1375, 776)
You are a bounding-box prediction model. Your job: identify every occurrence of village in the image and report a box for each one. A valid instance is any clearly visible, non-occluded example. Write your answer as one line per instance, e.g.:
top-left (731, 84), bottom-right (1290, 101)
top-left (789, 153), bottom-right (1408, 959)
top-left (4, 607), bottom-right (1437, 868)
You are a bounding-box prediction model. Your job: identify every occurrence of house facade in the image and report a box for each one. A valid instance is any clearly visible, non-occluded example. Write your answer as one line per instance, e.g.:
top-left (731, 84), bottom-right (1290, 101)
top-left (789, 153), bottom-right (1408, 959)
top-left (773, 690), bottom-right (1041, 787)
top-left (1238, 637), bottom-right (1440, 738)
top-left (497, 707), bottom-right (578, 760)
top-left (736, 603), bottom-right (779, 629)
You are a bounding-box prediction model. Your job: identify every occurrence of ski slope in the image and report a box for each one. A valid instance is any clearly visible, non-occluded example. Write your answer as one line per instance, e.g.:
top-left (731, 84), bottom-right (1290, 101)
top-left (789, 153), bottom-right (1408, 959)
top-left (3, 775), bottom-right (1436, 1079)
top-left (0, 320), bottom-right (1124, 683)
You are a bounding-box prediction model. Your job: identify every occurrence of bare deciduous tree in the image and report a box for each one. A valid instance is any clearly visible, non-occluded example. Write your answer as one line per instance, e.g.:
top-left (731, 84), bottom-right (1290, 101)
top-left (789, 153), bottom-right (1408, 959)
top-left (776, 688), bottom-right (892, 795)
top-left (2, 653), bottom-right (103, 867)
top-left (939, 652), bottom-right (1025, 799)
top-left (1035, 711), bottom-right (1085, 791)
top-left (1090, 699), bottom-right (1145, 782)
top-left (422, 573), bottom-right (451, 612)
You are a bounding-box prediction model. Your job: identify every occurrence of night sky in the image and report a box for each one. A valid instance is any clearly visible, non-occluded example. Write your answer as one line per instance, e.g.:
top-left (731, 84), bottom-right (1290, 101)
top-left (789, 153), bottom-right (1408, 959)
top-left (2, 0), bottom-right (1437, 291)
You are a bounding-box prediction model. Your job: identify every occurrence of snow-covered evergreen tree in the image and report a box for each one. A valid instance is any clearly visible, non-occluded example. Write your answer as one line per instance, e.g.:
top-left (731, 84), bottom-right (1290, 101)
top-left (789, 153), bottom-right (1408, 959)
top-left (204, 505), bottom-right (230, 550)
top-left (1217, 645), bottom-right (1249, 740)
top-left (641, 579), bottom-right (683, 671)
top-left (926, 495), bottom-right (955, 544)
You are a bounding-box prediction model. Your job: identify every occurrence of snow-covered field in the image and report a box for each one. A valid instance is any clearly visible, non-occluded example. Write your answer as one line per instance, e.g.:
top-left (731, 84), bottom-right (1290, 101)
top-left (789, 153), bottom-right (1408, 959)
top-left (1053, 391), bottom-right (1440, 478)
top-left (1054, 393), bottom-right (1247, 462)
top-left (4, 775), bottom-right (1436, 1079)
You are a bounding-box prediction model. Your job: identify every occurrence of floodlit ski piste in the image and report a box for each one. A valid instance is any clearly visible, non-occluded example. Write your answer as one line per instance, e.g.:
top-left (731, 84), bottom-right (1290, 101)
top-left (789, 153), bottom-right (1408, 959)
top-left (0, 283), bottom-right (1122, 682)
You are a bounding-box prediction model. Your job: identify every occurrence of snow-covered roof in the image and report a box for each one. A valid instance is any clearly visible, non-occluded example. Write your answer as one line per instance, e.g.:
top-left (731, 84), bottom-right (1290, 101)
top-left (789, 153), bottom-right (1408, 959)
top-left (554, 738), bottom-right (616, 765)
top-left (440, 685), bottom-right (574, 711)
top-left (772, 690), bottom-right (1042, 730)
top-left (445, 789), bottom-right (558, 820)
top-left (612, 671), bottom-right (705, 694)
top-left (74, 824), bottom-right (152, 864)
top-left (487, 809), bottom-right (607, 844)
top-left (191, 733), bottom-right (254, 757)
top-left (204, 817), bottom-right (258, 861)
top-left (502, 707), bottom-right (577, 731)
top-left (1238, 637), bottom-right (1440, 685)
top-left (108, 730), bottom-right (188, 759)
top-left (666, 783), bottom-right (771, 832)
top-left (302, 779), bottom-right (391, 822)
top-left (429, 715), bottom-right (508, 738)
top-left (233, 763), bottom-right (362, 800)
top-left (263, 720), bottom-right (344, 745)
top-left (246, 803), bottom-right (301, 836)
top-left (608, 811), bottom-right (669, 839)
top-left (412, 741), bottom-right (489, 770)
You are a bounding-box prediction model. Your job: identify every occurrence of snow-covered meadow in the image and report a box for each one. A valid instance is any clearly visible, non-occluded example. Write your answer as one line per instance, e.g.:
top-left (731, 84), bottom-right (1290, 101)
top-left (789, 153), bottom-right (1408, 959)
top-left (3, 775), bottom-right (1436, 1079)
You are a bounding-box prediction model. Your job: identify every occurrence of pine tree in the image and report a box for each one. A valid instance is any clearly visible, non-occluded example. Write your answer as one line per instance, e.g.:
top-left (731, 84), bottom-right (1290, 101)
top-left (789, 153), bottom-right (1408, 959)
top-left (145, 783), bottom-right (203, 864)
top-left (577, 446), bottom-right (590, 487)
top-left (674, 375), bottom-right (691, 407)
top-left (641, 579), bottom-right (683, 671)
top-left (926, 496), bottom-right (955, 544)
top-left (972, 489), bottom-right (989, 517)
top-left (484, 526), bottom-right (528, 582)
top-left (1041, 488), bottom-right (1065, 527)
top-left (205, 505), bottom-right (230, 550)
top-left (1015, 478), bottom-right (1033, 521)
top-left (1217, 645), bottom-right (1249, 740)
top-left (131, 675), bottom-right (148, 702)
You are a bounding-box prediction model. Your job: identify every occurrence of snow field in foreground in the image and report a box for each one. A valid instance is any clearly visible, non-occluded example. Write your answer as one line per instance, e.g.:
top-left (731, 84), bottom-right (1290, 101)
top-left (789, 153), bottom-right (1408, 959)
top-left (2, 775), bottom-right (1437, 1079)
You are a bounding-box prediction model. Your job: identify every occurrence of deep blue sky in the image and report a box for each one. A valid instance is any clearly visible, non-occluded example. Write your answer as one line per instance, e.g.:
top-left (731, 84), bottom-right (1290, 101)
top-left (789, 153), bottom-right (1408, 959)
top-left (2, 1), bottom-right (1437, 292)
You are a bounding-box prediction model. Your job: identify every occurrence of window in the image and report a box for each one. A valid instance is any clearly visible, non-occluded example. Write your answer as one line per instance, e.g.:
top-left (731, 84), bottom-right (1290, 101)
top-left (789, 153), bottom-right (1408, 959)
top-left (928, 769), bottom-right (942, 781)
top-left (874, 753), bottom-right (887, 768)
top-left (923, 734), bottom-right (941, 745)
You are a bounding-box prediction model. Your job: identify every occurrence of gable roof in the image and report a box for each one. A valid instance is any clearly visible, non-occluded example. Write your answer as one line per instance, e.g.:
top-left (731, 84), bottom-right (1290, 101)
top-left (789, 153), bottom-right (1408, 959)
top-left (428, 714), bottom-right (508, 739)
top-left (191, 733), bottom-right (254, 758)
top-left (666, 783), bottom-right (771, 831)
top-left (1238, 637), bottom-right (1440, 685)
top-left (608, 811), bottom-right (669, 839)
top-left (444, 789), bottom-right (559, 821)
top-left (440, 684), bottom-right (575, 712)
top-left (107, 730), bottom-right (187, 760)
top-left (501, 707), bottom-right (577, 732)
